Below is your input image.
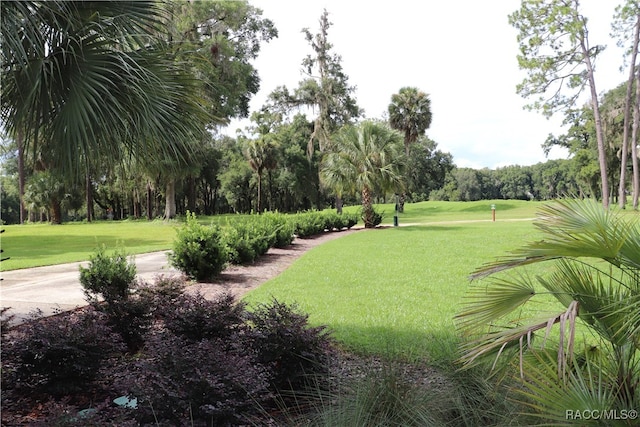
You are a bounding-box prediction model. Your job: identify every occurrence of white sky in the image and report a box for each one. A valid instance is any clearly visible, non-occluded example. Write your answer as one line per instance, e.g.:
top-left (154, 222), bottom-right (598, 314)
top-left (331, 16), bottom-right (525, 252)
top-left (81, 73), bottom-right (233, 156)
top-left (225, 0), bottom-right (628, 169)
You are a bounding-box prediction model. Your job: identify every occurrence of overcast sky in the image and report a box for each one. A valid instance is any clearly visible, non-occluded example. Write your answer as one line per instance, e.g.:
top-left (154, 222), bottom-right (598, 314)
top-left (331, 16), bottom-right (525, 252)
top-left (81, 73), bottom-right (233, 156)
top-left (225, 0), bottom-right (628, 169)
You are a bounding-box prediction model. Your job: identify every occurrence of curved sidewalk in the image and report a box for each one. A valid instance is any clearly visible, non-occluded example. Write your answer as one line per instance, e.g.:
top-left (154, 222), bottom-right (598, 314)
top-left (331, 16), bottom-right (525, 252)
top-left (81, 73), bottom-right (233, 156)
top-left (0, 251), bottom-right (181, 325)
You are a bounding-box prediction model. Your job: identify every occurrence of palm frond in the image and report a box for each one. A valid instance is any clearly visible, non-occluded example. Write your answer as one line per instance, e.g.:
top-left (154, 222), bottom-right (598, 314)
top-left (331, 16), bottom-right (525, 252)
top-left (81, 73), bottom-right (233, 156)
top-left (1, 1), bottom-right (208, 178)
top-left (513, 349), bottom-right (619, 425)
top-left (459, 301), bottom-right (579, 377)
top-left (456, 275), bottom-right (537, 329)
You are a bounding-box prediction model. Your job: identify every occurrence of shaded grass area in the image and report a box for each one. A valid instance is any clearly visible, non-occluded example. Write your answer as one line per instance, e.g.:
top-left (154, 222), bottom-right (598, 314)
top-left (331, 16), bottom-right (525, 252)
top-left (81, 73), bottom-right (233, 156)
top-left (243, 220), bottom-right (559, 362)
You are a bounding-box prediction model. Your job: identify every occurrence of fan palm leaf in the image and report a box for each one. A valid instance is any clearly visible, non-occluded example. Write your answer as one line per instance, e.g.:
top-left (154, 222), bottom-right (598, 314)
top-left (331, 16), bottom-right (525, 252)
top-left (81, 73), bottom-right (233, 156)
top-left (458, 198), bottom-right (640, 421)
top-left (1, 1), bottom-right (207, 178)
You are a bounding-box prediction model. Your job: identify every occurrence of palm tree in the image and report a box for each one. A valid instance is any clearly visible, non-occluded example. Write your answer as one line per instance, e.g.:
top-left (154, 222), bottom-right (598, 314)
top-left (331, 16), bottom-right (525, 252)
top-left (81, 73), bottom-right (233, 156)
top-left (388, 87), bottom-right (432, 212)
top-left (321, 121), bottom-right (405, 228)
top-left (388, 87), bottom-right (433, 156)
top-left (245, 135), bottom-right (279, 213)
top-left (1, 1), bottom-right (207, 179)
top-left (457, 199), bottom-right (640, 423)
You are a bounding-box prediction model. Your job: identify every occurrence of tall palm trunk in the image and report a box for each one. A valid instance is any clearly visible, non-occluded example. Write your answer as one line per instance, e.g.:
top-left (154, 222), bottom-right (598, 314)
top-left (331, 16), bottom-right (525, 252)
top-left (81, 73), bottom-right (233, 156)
top-left (256, 172), bottom-right (262, 213)
top-left (336, 195), bottom-right (343, 214)
top-left (362, 186), bottom-right (375, 228)
top-left (146, 181), bottom-right (153, 220)
top-left (50, 197), bottom-right (62, 224)
top-left (86, 173), bottom-right (93, 222)
top-left (17, 130), bottom-right (26, 224)
top-left (164, 179), bottom-right (176, 219)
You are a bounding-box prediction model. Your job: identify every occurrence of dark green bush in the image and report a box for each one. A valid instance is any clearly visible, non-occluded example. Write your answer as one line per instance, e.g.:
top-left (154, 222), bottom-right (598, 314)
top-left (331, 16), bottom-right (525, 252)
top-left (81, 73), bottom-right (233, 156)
top-left (223, 225), bottom-right (257, 264)
top-left (322, 211), bottom-right (358, 230)
top-left (292, 211), bottom-right (327, 237)
top-left (126, 331), bottom-right (270, 425)
top-left (342, 212), bottom-right (359, 229)
top-left (261, 212), bottom-right (295, 248)
top-left (170, 212), bottom-right (228, 280)
top-left (292, 211), bottom-right (358, 236)
top-left (4, 309), bottom-right (124, 396)
top-left (225, 219), bottom-right (273, 264)
top-left (79, 247), bottom-right (136, 303)
top-left (80, 248), bottom-right (152, 352)
top-left (362, 206), bottom-right (384, 228)
top-left (162, 292), bottom-right (248, 342)
top-left (223, 213), bottom-right (295, 264)
top-left (247, 298), bottom-right (334, 392)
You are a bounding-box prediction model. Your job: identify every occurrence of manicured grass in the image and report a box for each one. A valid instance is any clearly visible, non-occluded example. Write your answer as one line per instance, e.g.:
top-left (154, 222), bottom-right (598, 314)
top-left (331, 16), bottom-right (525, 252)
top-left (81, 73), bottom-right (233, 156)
top-left (346, 199), bottom-right (542, 225)
top-left (1, 201), bottom-right (540, 271)
top-left (1, 220), bottom-right (181, 270)
top-left (243, 218), bottom-right (564, 362)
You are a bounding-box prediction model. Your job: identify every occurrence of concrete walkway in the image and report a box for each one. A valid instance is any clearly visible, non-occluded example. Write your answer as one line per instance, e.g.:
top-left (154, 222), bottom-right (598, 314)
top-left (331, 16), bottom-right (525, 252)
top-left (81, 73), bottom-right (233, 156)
top-left (1, 251), bottom-right (181, 324)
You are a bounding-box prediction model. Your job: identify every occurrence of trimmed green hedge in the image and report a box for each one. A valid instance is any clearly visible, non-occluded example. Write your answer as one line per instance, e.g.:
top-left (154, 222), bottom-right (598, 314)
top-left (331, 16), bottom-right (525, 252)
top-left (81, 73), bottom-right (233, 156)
top-left (171, 211), bottom-right (357, 280)
top-left (291, 211), bottom-right (358, 238)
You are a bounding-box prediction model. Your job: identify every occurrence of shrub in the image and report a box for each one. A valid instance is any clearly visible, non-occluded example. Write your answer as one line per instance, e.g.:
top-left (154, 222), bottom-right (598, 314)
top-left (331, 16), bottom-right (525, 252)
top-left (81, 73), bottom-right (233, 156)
top-left (362, 206), bottom-right (384, 228)
top-left (292, 212), bottom-right (326, 237)
top-left (1, 306), bottom-right (15, 341)
top-left (80, 248), bottom-right (151, 352)
top-left (223, 219), bottom-right (273, 264)
top-left (4, 309), bottom-right (124, 396)
top-left (162, 292), bottom-right (247, 342)
top-left (79, 246), bottom-right (136, 303)
top-left (126, 332), bottom-right (270, 425)
top-left (247, 299), bottom-right (334, 392)
top-left (138, 275), bottom-right (186, 316)
top-left (170, 212), bottom-right (228, 280)
top-left (321, 211), bottom-right (358, 231)
top-left (261, 212), bottom-right (295, 248)
top-left (342, 212), bottom-right (359, 229)
top-left (223, 213), bottom-right (294, 264)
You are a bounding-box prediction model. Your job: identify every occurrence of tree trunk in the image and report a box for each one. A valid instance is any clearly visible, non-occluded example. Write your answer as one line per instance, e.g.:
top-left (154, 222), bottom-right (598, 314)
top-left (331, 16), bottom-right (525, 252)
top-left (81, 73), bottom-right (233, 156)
top-left (256, 172), bottom-right (262, 213)
top-left (633, 63), bottom-right (640, 210)
top-left (581, 38), bottom-right (609, 208)
top-left (187, 176), bottom-right (196, 213)
top-left (362, 186), bottom-right (375, 228)
top-left (335, 195), bottom-right (343, 214)
top-left (619, 15), bottom-right (640, 209)
top-left (146, 181), bottom-right (153, 220)
top-left (17, 130), bottom-right (26, 224)
top-left (50, 197), bottom-right (62, 224)
top-left (86, 174), bottom-right (93, 222)
top-left (398, 193), bottom-right (406, 213)
top-left (164, 179), bottom-right (176, 219)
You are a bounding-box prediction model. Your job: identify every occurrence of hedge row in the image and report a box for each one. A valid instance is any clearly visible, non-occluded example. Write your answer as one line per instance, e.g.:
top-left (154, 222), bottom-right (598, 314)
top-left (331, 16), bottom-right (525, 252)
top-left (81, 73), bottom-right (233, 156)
top-left (171, 211), bottom-right (358, 281)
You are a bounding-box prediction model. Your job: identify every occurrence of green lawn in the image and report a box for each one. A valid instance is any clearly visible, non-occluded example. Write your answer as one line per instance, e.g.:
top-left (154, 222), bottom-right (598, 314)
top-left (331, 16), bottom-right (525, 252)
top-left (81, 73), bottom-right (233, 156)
top-left (1, 220), bottom-right (180, 270)
top-left (243, 217), bottom-right (563, 362)
top-left (345, 199), bottom-right (541, 226)
top-left (1, 200), bottom-right (542, 271)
